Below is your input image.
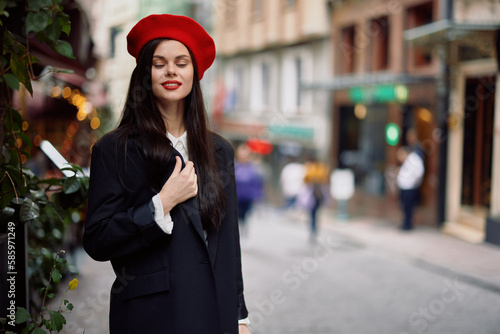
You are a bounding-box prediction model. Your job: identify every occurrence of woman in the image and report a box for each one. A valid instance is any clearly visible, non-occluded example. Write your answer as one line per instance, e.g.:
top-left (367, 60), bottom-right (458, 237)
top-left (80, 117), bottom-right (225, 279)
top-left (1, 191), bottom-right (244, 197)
top-left (83, 14), bottom-right (250, 334)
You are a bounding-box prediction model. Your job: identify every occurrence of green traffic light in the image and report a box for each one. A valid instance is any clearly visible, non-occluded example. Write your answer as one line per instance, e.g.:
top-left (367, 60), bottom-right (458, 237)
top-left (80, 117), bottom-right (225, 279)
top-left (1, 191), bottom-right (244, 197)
top-left (385, 123), bottom-right (400, 146)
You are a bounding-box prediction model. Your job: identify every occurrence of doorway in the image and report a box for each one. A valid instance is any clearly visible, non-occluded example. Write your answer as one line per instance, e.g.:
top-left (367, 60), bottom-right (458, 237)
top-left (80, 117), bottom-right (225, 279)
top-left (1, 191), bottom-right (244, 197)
top-left (461, 76), bottom-right (495, 211)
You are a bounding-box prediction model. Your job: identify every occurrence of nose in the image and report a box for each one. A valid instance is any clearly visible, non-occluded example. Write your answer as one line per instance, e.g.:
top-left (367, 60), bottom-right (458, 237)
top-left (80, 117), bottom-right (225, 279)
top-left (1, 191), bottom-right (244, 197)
top-left (165, 63), bottom-right (177, 77)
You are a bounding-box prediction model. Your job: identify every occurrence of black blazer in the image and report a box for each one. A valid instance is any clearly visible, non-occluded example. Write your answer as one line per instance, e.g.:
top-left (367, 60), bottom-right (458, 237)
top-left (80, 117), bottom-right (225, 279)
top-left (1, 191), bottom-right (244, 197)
top-left (83, 131), bottom-right (248, 334)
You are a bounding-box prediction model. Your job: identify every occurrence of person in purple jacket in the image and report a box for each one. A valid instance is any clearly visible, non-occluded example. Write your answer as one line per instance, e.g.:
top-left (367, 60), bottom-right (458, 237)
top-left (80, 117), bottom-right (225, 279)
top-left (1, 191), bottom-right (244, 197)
top-left (235, 144), bottom-right (264, 238)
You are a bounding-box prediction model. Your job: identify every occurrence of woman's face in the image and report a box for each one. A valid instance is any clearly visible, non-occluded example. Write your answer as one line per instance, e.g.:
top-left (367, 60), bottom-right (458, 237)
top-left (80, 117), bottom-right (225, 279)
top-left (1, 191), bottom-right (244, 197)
top-left (151, 39), bottom-right (194, 105)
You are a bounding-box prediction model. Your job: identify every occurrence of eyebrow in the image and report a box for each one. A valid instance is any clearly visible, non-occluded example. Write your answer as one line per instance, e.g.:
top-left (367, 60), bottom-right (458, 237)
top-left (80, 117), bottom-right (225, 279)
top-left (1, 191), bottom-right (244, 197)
top-left (153, 55), bottom-right (190, 61)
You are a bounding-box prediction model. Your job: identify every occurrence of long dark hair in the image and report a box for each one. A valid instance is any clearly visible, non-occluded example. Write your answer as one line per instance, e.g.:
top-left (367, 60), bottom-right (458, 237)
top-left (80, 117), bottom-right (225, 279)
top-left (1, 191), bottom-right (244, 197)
top-left (115, 38), bottom-right (226, 230)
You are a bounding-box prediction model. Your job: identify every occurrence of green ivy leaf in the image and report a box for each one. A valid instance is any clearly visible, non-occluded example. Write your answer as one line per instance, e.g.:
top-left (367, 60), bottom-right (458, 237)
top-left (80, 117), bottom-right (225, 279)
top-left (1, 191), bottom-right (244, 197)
top-left (62, 176), bottom-right (80, 194)
top-left (47, 292), bottom-right (55, 299)
top-left (46, 201), bottom-right (66, 222)
top-left (30, 188), bottom-right (46, 200)
top-left (26, 11), bottom-right (50, 33)
top-left (48, 310), bottom-right (66, 331)
top-left (3, 164), bottom-right (23, 186)
top-left (44, 20), bottom-right (63, 43)
top-left (0, 206), bottom-right (15, 218)
top-left (20, 322), bottom-right (35, 334)
top-left (21, 323), bottom-right (35, 334)
top-left (4, 107), bottom-right (23, 133)
top-left (52, 40), bottom-right (75, 59)
top-left (5, 148), bottom-right (19, 165)
top-left (59, 12), bottom-right (71, 35)
top-left (0, 189), bottom-right (15, 209)
top-left (3, 73), bottom-right (20, 91)
top-left (20, 198), bottom-right (40, 222)
top-left (32, 327), bottom-right (47, 334)
top-left (67, 303), bottom-right (74, 311)
top-left (8, 48), bottom-right (34, 95)
top-left (38, 177), bottom-right (63, 186)
top-left (14, 307), bottom-right (31, 324)
top-left (70, 163), bottom-right (85, 175)
top-left (51, 268), bottom-right (62, 284)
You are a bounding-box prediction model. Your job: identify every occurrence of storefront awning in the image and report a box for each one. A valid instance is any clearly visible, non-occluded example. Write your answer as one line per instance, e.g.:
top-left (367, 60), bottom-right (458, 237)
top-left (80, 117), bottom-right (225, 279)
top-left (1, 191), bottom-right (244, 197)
top-left (302, 73), bottom-right (435, 91)
top-left (404, 19), bottom-right (499, 53)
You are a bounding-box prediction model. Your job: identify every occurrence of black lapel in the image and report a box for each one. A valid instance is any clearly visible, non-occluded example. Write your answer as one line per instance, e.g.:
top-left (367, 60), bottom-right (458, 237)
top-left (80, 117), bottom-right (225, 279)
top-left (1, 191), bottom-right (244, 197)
top-left (179, 197), bottom-right (206, 245)
top-left (171, 149), bottom-right (206, 246)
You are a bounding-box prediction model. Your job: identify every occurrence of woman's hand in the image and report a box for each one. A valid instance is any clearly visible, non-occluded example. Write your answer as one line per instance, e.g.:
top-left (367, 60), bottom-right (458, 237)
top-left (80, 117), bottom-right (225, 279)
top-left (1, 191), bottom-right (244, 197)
top-left (239, 324), bottom-right (251, 334)
top-left (159, 156), bottom-right (198, 212)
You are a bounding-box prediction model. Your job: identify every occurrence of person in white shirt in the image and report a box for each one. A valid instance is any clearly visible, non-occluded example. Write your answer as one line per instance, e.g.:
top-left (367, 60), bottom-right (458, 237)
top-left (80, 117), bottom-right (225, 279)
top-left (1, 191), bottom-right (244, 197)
top-left (396, 145), bottom-right (425, 230)
top-left (280, 159), bottom-right (306, 209)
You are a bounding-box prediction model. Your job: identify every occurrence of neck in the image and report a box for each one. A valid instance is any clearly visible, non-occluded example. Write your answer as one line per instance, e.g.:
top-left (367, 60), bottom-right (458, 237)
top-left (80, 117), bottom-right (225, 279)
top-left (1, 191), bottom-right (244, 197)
top-left (157, 100), bottom-right (186, 137)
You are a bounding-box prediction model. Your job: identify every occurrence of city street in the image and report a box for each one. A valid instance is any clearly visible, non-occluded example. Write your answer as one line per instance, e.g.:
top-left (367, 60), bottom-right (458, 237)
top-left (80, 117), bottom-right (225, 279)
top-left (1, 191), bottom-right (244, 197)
top-left (241, 206), bottom-right (500, 334)
top-left (57, 205), bottom-right (500, 334)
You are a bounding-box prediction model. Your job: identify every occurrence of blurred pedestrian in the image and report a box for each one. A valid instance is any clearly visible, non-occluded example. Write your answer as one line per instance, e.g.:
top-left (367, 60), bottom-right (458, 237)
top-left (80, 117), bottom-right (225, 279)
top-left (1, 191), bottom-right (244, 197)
top-left (235, 144), bottom-right (263, 238)
top-left (396, 145), bottom-right (424, 230)
top-left (83, 14), bottom-right (250, 334)
top-left (299, 156), bottom-right (329, 241)
top-left (406, 128), bottom-right (424, 160)
top-left (280, 157), bottom-right (305, 209)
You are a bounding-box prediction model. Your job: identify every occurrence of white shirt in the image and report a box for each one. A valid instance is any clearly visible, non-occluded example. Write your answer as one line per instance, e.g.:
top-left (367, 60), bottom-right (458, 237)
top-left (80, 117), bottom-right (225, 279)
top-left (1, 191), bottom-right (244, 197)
top-left (280, 162), bottom-right (305, 197)
top-left (397, 151), bottom-right (424, 190)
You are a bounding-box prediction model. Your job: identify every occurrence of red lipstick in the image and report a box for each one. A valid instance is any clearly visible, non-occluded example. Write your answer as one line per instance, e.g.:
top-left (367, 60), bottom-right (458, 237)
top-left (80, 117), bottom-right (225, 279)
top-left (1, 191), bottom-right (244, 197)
top-left (162, 80), bottom-right (182, 90)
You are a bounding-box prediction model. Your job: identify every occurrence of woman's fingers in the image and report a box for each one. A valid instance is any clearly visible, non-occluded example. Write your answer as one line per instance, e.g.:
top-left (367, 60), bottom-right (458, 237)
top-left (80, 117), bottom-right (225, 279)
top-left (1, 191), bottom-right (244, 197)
top-left (171, 156), bottom-right (182, 176)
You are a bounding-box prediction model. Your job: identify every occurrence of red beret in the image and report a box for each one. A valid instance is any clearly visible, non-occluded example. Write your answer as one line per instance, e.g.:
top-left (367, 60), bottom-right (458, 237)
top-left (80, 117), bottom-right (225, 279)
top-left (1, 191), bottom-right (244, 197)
top-left (127, 14), bottom-right (216, 80)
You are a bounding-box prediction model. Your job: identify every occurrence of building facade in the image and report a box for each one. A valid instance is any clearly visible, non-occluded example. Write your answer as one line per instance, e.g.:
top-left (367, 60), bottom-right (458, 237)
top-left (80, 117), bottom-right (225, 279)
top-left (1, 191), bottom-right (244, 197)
top-left (213, 0), bottom-right (333, 191)
top-left (313, 0), bottom-right (442, 225)
top-left (405, 0), bottom-right (500, 242)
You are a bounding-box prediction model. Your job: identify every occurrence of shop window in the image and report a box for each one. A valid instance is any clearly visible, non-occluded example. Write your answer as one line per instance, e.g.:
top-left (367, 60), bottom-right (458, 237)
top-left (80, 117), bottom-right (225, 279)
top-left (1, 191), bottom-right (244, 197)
top-left (461, 76), bottom-right (495, 208)
top-left (295, 57), bottom-right (302, 107)
top-left (407, 2), bottom-right (433, 66)
top-left (370, 16), bottom-right (389, 71)
top-left (338, 106), bottom-right (360, 169)
top-left (261, 62), bottom-right (270, 107)
top-left (224, 0), bottom-right (238, 27)
top-left (109, 26), bottom-right (121, 58)
top-left (226, 66), bottom-right (246, 112)
top-left (338, 105), bottom-right (387, 194)
top-left (339, 25), bottom-right (356, 74)
top-left (252, 0), bottom-right (263, 20)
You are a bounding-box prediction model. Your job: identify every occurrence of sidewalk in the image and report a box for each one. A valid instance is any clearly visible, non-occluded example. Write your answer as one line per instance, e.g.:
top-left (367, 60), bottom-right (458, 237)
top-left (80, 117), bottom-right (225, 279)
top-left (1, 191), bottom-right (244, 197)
top-left (51, 249), bottom-right (115, 334)
top-left (53, 204), bottom-right (500, 334)
top-left (318, 206), bottom-right (500, 293)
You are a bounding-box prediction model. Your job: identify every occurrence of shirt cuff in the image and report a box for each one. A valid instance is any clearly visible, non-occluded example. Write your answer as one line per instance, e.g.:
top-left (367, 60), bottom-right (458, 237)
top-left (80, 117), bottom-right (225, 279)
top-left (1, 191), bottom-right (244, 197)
top-left (152, 194), bottom-right (174, 234)
top-left (238, 318), bottom-right (250, 326)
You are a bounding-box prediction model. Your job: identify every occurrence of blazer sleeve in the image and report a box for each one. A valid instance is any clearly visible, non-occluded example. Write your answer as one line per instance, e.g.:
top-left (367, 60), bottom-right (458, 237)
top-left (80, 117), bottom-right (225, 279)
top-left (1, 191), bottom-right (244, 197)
top-left (83, 137), bottom-right (169, 262)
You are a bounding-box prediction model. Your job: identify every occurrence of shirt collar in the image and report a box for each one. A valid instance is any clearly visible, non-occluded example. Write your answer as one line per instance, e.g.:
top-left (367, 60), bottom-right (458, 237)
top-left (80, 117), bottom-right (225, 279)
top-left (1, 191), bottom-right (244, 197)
top-left (167, 131), bottom-right (187, 145)
top-left (167, 131), bottom-right (188, 160)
